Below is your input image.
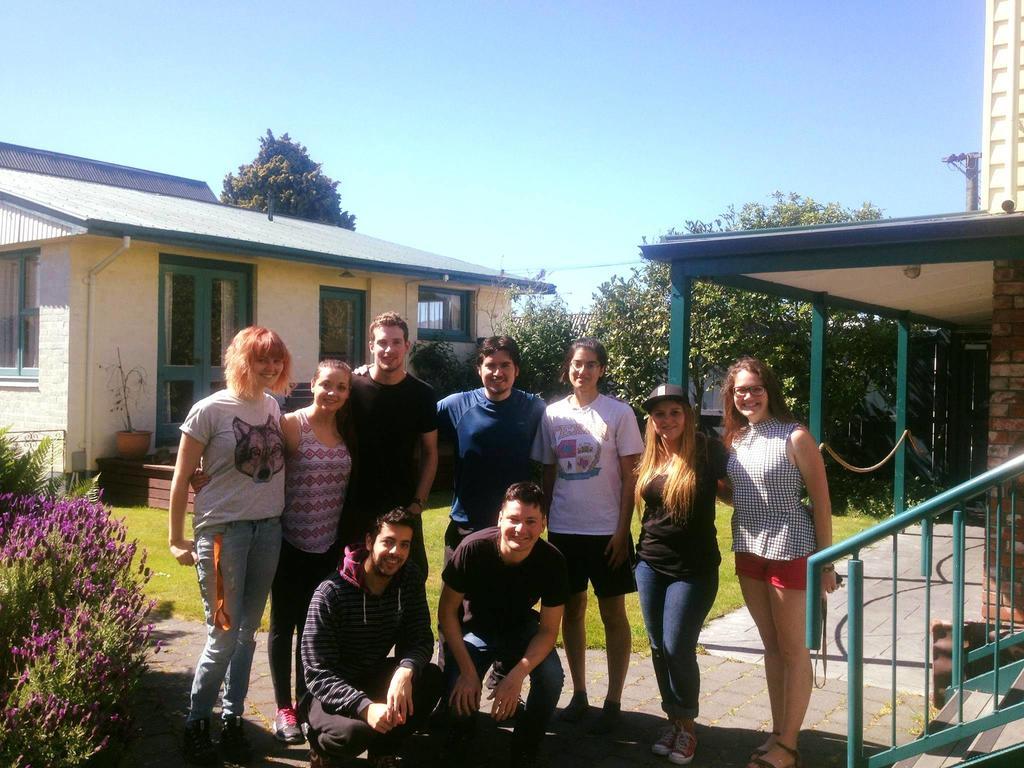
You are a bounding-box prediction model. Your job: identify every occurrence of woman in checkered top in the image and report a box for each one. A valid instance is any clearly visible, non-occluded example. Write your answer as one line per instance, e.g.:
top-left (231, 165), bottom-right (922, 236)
top-left (722, 357), bottom-right (838, 768)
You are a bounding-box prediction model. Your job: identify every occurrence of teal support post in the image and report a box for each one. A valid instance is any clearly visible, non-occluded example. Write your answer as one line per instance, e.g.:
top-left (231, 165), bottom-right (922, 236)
top-left (894, 317), bottom-right (910, 515)
top-left (953, 507), bottom-right (965, 722)
top-left (810, 295), bottom-right (828, 443)
top-left (847, 557), bottom-right (865, 768)
top-left (669, 263), bottom-right (692, 392)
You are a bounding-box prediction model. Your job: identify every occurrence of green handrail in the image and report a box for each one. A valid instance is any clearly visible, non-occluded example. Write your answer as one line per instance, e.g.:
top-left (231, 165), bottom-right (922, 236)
top-left (806, 450), bottom-right (1024, 649)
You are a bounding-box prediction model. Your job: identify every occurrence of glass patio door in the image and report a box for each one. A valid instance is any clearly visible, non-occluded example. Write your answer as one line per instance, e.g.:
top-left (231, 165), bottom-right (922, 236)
top-left (157, 258), bottom-right (250, 443)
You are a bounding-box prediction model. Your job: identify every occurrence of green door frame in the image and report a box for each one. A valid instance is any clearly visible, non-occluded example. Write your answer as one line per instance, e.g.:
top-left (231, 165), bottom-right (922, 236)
top-left (319, 286), bottom-right (366, 366)
top-left (156, 256), bottom-right (252, 444)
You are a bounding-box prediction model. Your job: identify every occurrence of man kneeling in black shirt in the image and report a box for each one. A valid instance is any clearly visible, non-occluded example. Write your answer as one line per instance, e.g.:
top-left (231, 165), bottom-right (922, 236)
top-left (439, 482), bottom-right (569, 767)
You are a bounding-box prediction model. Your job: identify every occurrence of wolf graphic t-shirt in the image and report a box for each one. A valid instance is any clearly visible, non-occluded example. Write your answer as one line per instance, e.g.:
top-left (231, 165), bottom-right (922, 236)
top-left (531, 394), bottom-right (644, 535)
top-left (180, 390), bottom-right (286, 531)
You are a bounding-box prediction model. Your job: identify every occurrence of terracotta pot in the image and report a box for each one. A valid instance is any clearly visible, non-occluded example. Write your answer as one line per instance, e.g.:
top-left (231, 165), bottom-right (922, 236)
top-left (115, 430), bottom-right (152, 460)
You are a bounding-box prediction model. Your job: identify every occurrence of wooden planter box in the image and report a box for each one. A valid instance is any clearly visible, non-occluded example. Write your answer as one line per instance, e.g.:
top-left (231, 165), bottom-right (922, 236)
top-left (97, 457), bottom-right (194, 511)
top-left (96, 441), bottom-right (454, 512)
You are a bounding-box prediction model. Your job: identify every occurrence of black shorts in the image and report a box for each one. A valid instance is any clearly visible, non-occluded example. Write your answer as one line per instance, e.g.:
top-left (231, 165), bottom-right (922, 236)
top-left (547, 531), bottom-right (637, 598)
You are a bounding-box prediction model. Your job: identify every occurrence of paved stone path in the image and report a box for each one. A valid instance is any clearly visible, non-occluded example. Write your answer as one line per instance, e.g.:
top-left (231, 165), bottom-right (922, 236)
top-left (120, 522), bottom-right (984, 767)
top-left (702, 523), bottom-right (984, 692)
top-left (123, 619), bottom-right (897, 768)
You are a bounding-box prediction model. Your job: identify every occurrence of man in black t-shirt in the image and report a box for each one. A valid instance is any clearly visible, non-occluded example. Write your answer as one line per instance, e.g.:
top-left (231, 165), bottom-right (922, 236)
top-left (438, 482), bottom-right (568, 768)
top-left (342, 311), bottom-right (438, 577)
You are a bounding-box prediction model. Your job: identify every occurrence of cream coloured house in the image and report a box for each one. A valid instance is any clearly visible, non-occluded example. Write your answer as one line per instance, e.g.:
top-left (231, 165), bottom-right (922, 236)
top-left (0, 142), bottom-right (542, 473)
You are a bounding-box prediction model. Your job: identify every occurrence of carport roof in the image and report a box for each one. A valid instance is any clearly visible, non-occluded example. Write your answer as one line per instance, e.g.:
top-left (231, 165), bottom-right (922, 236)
top-left (640, 210), bottom-right (1024, 327)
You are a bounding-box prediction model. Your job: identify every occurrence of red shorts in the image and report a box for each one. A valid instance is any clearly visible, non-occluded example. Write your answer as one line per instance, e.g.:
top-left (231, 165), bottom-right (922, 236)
top-left (735, 552), bottom-right (808, 590)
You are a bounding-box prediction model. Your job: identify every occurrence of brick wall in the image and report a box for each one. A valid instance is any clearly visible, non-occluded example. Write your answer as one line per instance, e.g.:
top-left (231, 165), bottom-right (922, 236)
top-left (987, 259), bottom-right (1024, 623)
top-left (0, 245), bottom-right (71, 469)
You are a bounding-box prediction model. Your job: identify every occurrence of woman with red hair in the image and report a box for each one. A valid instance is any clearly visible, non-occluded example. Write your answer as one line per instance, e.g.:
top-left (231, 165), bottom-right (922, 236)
top-left (168, 326), bottom-right (293, 766)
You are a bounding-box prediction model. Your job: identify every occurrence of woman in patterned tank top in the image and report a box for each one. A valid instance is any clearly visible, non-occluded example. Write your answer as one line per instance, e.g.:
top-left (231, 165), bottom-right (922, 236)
top-left (269, 359), bottom-right (355, 744)
top-left (722, 357), bottom-right (837, 768)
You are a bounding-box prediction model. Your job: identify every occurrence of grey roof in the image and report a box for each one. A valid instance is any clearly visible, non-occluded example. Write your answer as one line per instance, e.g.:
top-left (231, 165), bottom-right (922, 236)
top-left (0, 166), bottom-right (548, 290)
top-left (0, 142), bottom-right (217, 203)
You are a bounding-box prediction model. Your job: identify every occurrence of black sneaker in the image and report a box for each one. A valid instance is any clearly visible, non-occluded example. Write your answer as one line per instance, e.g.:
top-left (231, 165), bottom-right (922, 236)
top-left (558, 691), bottom-right (590, 722)
top-left (510, 746), bottom-right (541, 768)
top-left (586, 700), bottom-right (621, 734)
top-left (220, 715), bottom-right (252, 764)
top-left (439, 728), bottom-right (473, 766)
top-left (183, 718), bottom-right (218, 766)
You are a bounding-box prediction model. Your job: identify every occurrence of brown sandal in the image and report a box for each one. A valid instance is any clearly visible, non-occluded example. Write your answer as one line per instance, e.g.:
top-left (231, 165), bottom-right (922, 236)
top-left (750, 731), bottom-right (780, 760)
top-left (747, 741), bottom-right (800, 768)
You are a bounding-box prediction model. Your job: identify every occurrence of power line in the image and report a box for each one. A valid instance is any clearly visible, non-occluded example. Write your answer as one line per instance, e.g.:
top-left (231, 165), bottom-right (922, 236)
top-left (507, 258), bottom-right (645, 275)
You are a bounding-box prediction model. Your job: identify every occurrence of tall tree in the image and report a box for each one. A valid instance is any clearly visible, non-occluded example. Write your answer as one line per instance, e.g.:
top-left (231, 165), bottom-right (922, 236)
top-left (497, 292), bottom-right (578, 400)
top-left (222, 130), bottom-right (356, 229)
top-left (590, 192), bottom-right (891, 437)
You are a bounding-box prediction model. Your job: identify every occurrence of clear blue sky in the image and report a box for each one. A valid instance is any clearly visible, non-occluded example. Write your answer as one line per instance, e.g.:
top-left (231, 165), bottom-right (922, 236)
top-left (2, 1), bottom-right (981, 308)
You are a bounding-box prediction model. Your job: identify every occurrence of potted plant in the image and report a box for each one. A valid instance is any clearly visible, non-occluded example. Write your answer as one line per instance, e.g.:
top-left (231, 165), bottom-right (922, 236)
top-left (105, 348), bottom-right (151, 460)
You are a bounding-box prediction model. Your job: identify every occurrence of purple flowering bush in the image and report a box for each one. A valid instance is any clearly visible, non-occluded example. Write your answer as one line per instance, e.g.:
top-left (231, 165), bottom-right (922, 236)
top-left (0, 494), bottom-right (154, 767)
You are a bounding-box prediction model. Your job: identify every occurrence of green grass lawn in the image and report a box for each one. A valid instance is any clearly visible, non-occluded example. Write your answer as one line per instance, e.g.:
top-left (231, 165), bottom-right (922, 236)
top-left (116, 495), bottom-right (878, 652)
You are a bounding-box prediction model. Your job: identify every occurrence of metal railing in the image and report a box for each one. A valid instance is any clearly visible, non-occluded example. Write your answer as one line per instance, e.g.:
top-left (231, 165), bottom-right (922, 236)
top-left (807, 452), bottom-right (1024, 768)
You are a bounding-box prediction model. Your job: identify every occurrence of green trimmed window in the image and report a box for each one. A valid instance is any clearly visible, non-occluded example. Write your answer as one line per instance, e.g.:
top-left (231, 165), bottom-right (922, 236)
top-left (0, 251), bottom-right (39, 377)
top-left (417, 287), bottom-right (470, 340)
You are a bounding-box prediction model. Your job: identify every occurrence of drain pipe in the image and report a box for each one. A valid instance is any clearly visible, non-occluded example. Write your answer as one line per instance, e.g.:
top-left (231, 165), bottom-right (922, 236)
top-left (83, 236), bottom-right (131, 470)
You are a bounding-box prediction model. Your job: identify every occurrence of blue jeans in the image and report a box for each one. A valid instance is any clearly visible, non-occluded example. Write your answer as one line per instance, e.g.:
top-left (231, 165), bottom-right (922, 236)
top-left (443, 618), bottom-right (564, 754)
top-left (634, 560), bottom-right (718, 720)
top-left (188, 516), bottom-right (281, 721)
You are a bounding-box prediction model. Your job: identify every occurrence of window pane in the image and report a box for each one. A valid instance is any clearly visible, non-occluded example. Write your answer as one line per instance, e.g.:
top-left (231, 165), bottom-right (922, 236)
top-left (164, 381), bottom-right (194, 423)
top-left (23, 256), bottom-right (39, 310)
top-left (210, 279), bottom-right (238, 367)
top-left (164, 273), bottom-right (195, 365)
top-left (320, 295), bottom-right (358, 362)
top-left (21, 314), bottom-right (38, 369)
top-left (417, 289), bottom-right (465, 333)
top-left (0, 260), bottom-right (17, 368)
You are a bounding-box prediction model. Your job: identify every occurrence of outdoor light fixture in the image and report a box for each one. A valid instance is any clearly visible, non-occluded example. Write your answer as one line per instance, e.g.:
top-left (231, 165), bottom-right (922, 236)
top-left (903, 265), bottom-right (921, 279)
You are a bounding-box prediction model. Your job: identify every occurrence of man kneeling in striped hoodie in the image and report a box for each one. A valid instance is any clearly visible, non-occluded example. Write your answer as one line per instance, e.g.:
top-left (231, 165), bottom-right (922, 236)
top-left (301, 508), bottom-right (442, 768)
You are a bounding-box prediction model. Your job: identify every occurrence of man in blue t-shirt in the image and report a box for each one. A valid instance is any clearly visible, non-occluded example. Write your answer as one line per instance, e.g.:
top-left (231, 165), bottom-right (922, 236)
top-left (436, 336), bottom-right (546, 565)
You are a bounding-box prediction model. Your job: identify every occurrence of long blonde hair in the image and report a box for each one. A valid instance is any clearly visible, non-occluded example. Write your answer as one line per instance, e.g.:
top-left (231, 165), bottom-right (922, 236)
top-left (635, 403), bottom-right (699, 524)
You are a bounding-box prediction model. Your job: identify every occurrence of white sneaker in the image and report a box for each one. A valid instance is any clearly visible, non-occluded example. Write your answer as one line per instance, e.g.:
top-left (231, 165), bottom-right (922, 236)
top-left (651, 724), bottom-right (679, 756)
top-left (668, 729), bottom-right (696, 765)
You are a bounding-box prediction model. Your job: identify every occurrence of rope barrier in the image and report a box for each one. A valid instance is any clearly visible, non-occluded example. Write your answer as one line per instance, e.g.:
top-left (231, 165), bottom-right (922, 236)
top-left (818, 429), bottom-right (929, 474)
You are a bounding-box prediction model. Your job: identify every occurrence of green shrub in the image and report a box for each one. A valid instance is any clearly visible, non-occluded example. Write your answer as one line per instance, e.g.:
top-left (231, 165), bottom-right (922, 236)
top-left (410, 340), bottom-right (477, 398)
top-left (0, 427), bottom-right (97, 499)
top-left (0, 494), bottom-right (153, 767)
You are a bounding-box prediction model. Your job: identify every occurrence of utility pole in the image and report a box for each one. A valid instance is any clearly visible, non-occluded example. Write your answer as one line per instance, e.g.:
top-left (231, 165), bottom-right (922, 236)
top-left (942, 152), bottom-right (982, 211)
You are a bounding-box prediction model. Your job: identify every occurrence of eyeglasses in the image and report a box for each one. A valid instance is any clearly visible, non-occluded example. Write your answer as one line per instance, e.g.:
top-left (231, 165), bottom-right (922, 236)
top-left (570, 360), bottom-right (602, 371)
top-left (733, 385), bottom-right (766, 397)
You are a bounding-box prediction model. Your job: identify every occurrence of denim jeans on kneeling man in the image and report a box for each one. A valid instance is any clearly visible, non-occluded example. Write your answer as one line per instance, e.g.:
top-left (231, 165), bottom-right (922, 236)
top-left (443, 617), bottom-right (564, 754)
